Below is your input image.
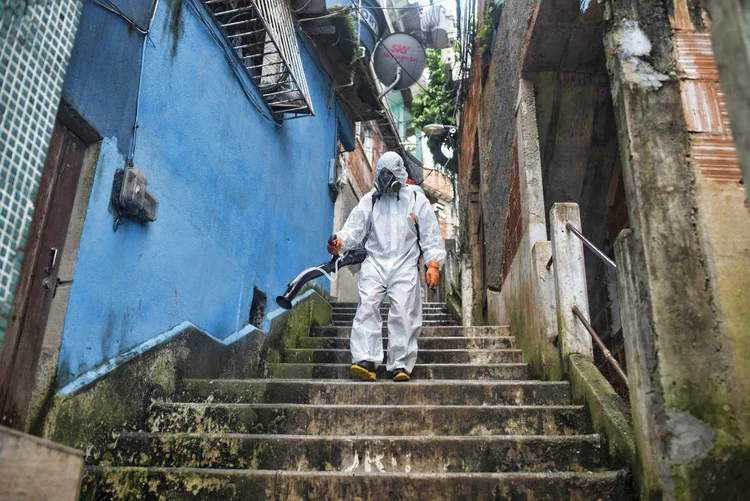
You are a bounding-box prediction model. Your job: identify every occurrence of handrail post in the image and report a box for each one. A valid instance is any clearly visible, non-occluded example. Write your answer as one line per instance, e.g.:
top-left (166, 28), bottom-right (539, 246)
top-left (550, 203), bottom-right (594, 360)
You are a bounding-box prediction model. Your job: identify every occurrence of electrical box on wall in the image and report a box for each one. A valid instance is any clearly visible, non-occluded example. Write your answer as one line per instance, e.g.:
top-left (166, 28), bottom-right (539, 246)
top-left (111, 168), bottom-right (159, 230)
top-left (328, 158), bottom-right (339, 202)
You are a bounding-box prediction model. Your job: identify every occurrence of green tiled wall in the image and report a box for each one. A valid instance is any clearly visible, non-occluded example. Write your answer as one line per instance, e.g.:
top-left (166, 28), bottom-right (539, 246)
top-left (0, 1), bottom-right (82, 347)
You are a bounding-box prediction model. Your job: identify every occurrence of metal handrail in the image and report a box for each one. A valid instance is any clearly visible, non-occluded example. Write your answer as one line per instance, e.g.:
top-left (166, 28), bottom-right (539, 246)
top-left (572, 305), bottom-right (628, 387)
top-left (565, 223), bottom-right (616, 270)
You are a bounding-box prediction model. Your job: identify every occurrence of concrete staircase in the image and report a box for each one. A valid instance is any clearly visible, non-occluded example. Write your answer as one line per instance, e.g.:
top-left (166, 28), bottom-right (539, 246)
top-left (81, 302), bottom-right (633, 499)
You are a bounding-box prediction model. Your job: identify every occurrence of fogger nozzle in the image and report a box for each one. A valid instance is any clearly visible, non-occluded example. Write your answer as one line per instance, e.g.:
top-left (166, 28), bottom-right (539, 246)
top-left (276, 249), bottom-right (367, 309)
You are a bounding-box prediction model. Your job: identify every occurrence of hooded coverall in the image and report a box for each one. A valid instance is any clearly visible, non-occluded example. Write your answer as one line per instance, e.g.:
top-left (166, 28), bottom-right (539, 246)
top-left (336, 152), bottom-right (446, 373)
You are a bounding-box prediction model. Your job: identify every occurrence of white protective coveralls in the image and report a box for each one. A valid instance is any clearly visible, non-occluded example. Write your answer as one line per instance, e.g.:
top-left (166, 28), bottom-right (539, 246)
top-left (336, 152), bottom-right (446, 373)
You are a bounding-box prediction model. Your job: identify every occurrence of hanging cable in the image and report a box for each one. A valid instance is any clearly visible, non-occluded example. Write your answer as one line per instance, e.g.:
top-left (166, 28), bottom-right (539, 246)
top-left (184, 0), bottom-right (278, 125)
top-left (91, 0), bottom-right (159, 35)
top-left (314, 255), bottom-right (342, 282)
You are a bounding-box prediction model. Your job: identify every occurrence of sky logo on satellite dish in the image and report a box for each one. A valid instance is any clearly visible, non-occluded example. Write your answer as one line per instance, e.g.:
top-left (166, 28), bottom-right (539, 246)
top-left (373, 33), bottom-right (427, 92)
top-left (386, 44), bottom-right (419, 63)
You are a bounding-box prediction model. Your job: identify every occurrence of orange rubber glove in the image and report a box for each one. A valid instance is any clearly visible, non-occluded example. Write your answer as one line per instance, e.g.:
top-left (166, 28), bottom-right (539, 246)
top-left (426, 261), bottom-right (440, 289)
top-left (327, 237), bottom-right (343, 255)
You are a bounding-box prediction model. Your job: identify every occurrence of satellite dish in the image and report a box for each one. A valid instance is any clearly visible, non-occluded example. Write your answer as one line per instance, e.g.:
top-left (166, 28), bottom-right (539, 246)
top-left (372, 33), bottom-right (427, 93)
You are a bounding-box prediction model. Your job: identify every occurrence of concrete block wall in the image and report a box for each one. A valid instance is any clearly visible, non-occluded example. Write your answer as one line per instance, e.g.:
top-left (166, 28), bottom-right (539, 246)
top-left (604, 1), bottom-right (750, 498)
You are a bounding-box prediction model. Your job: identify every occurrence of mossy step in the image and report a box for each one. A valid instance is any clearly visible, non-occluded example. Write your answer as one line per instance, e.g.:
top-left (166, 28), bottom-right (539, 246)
top-left (178, 379), bottom-right (573, 406)
top-left (266, 363), bottom-right (529, 380)
top-left (82, 467), bottom-right (634, 500)
top-left (311, 325), bottom-right (512, 338)
top-left (103, 433), bottom-right (608, 473)
top-left (296, 336), bottom-right (517, 350)
top-left (282, 349), bottom-right (524, 364)
top-left (148, 403), bottom-right (589, 436)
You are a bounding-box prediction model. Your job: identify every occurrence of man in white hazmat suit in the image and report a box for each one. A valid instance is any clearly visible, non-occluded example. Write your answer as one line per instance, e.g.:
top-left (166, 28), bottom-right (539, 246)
top-left (327, 152), bottom-right (446, 382)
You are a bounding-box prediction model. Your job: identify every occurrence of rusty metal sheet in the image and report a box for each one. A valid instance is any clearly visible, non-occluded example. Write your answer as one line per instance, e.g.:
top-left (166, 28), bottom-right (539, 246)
top-left (674, 32), bottom-right (720, 81)
top-left (691, 135), bottom-right (742, 183)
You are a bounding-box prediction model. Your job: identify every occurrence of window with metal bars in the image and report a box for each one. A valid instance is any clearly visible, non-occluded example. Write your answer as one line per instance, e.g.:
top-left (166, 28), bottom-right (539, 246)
top-left (202, 0), bottom-right (314, 120)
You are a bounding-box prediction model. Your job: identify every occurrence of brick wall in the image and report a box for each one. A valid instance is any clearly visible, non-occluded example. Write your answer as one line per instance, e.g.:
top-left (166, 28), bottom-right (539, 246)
top-left (501, 138), bottom-right (522, 281)
top-left (672, 0), bottom-right (741, 186)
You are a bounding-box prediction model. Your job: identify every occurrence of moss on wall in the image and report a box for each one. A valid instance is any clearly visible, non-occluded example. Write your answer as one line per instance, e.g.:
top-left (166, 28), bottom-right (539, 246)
top-left (39, 291), bottom-right (331, 461)
top-left (568, 354), bottom-right (635, 467)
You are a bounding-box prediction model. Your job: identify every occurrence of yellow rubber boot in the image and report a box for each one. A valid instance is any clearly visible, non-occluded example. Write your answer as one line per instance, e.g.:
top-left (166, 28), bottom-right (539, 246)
top-left (350, 362), bottom-right (377, 381)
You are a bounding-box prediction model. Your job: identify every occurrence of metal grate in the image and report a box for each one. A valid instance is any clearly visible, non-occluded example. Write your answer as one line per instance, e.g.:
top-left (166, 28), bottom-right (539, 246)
top-left (203, 0), bottom-right (314, 119)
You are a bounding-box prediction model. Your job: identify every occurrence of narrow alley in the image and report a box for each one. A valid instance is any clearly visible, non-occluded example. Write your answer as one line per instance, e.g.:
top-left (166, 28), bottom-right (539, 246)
top-left (0, 0), bottom-right (749, 500)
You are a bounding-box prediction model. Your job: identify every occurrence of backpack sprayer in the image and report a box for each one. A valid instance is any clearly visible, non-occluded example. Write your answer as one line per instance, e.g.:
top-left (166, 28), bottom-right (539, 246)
top-left (276, 235), bottom-right (367, 309)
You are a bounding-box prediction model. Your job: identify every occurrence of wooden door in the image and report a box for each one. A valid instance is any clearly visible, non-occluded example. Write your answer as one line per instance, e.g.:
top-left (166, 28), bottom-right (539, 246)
top-left (0, 120), bottom-right (86, 429)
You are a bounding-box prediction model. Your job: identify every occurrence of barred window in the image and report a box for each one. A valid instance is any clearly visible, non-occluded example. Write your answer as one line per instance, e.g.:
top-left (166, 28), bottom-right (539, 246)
top-left (203, 0), bottom-right (314, 119)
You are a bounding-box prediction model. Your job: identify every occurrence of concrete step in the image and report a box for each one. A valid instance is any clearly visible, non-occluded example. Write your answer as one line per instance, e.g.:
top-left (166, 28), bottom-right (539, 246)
top-left (332, 313), bottom-right (454, 322)
top-left (178, 379), bottom-right (573, 406)
top-left (333, 302), bottom-right (447, 309)
top-left (282, 349), bottom-right (524, 364)
top-left (332, 319), bottom-right (456, 326)
top-left (311, 325), bottom-right (511, 338)
top-left (148, 403), bottom-right (589, 436)
top-left (103, 433), bottom-right (608, 473)
top-left (266, 363), bottom-right (529, 380)
top-left (296, 336), bottom-right (517, 350)
top-left (332, 306), bottom-right (448, 313)
top-left (82, 467), bottom-right (634, 500)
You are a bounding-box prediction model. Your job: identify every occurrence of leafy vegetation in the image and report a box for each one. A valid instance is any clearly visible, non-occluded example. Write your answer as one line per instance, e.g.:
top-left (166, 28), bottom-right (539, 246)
top-left (411, 50), bottom-right (457, 176)
top-left (476, 11), bottom-right (494, 55)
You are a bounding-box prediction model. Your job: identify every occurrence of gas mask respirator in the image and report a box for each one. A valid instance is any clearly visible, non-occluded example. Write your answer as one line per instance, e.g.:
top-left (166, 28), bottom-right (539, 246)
top-left (375, 168), bottom-right (402, 198)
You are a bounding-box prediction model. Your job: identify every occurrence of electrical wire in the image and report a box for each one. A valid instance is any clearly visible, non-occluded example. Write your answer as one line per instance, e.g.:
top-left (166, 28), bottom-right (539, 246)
top-left (363, 0), bottom-right (452, 11)
top-left (184, 0), bottom-right (278, 125)
top-left (292, 0), bottom-right (317, 13)
top-left (91, 0), bottom-right (156, 34)
top-left (296, 7), bottom-right (353, 22)
top-left (313, 253), bottom-right (347, 282)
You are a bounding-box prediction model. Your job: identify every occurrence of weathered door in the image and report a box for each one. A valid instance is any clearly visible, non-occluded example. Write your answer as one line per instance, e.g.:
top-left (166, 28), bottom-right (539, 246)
top-left (0, 120), bottom-right (86, 429)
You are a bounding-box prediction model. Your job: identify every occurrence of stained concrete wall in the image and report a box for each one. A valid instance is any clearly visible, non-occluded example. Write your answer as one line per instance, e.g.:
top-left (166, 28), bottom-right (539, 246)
top-left (605, 1), bottom-right (750, 498)
top-left (456, 50), bottom-right (484, 324)
top-left (531, 71), bottom-right (622, 336)
top-left (489, 80), bottom-right (561, 379)
top-left (330, 157), bottom-right (366, 303)
top-left (54, 0), bottom-right (350, 386)
top-left (477, 0), bottom-right (538, 291)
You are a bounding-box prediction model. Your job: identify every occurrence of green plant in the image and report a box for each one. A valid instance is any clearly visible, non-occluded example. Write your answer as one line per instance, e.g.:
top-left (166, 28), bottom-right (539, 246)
top-left (412, 50), bottom-right (457, 176)
top-left (476, 11), bottom-right (493, 55)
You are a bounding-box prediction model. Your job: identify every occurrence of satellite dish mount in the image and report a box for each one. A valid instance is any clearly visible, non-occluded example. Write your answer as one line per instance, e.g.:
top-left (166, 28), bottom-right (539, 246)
top-left (372, 33), bottom-right (427, 97)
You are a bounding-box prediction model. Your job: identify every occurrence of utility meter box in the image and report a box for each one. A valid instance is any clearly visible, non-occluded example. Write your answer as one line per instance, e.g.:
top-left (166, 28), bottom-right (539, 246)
top-left (111, 168), bottom-right (159, 224)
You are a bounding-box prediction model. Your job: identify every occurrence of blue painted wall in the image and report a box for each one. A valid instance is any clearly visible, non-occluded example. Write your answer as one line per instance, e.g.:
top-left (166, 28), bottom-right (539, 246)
top-left (62, 0), bottom-right (147, 155)
top-left (56, 0), bottom-right (346, 385)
